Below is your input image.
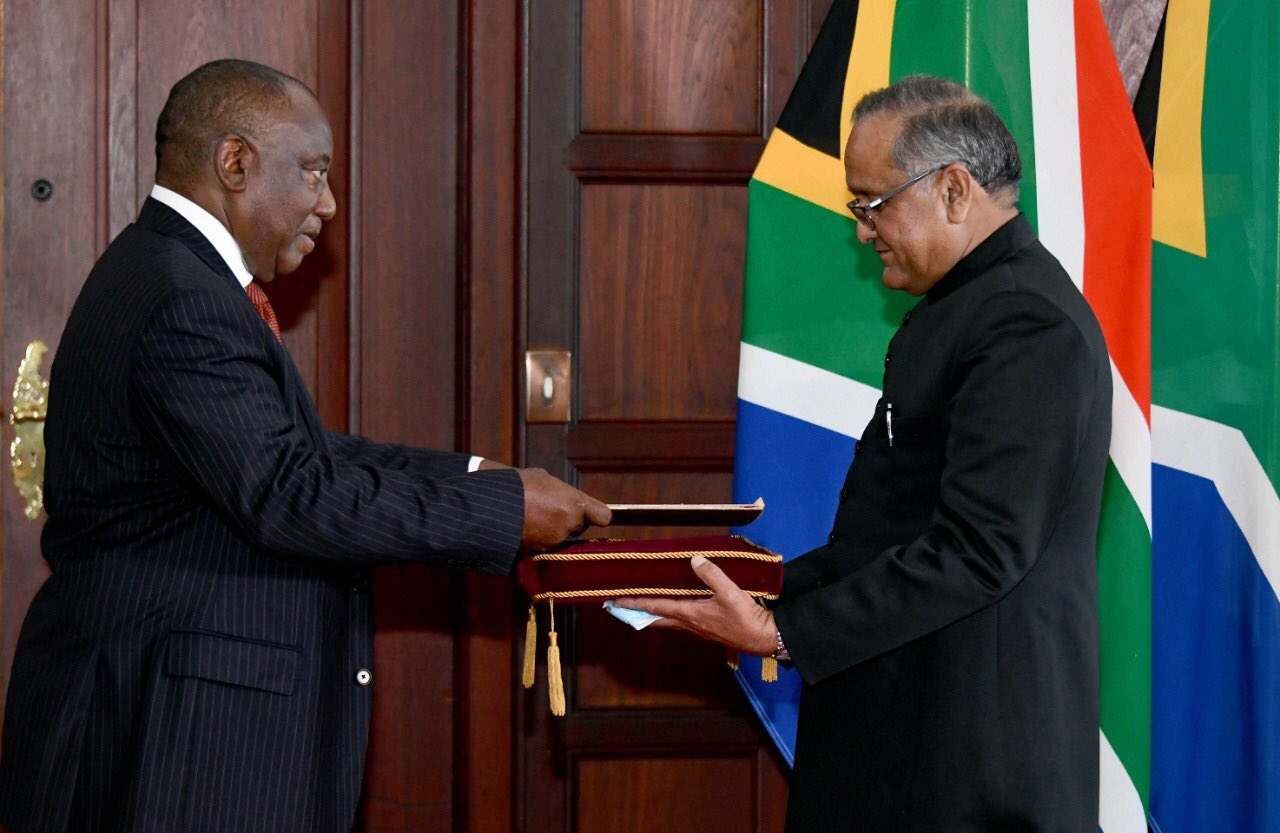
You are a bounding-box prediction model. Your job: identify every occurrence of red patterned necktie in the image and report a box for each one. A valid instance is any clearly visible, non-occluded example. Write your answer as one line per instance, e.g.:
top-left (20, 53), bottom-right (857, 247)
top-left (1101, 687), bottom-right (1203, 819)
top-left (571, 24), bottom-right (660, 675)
top-left (245, 281), bottom-right (282, 343)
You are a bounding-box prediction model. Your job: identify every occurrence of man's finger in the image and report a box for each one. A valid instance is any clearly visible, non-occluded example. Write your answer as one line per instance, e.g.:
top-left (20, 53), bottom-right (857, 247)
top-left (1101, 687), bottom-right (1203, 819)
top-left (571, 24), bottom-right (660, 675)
top-left (689, 555), bottom-right (742, 597)
top-left (613, 596), bottom-right (701, 621)
top-left (583, 497), bottom-right (612, 527)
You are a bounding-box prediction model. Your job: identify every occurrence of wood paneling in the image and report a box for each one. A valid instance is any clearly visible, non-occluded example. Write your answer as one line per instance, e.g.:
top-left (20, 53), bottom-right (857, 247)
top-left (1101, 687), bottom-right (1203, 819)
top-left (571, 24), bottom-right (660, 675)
top-left (356, 2), bottom-right (469, 830)
top-left (568, 421), bottom-right (735, 471)
top-left (569, 135), bottom-right (765, 180)
top-left (2, 0), bottom-right (826, 829)
top-left (357, 0), bottom-right (459, 449)
top-left (1, 0), bottom-right (99, 690)
top-left (578, 470), bottom-right (735, 537)
top-left (574, 604), bottom-right (741, 710)
top-left (524, 2), bottom-right (813, 831)
top-left (363, 565), bottom-right (458, 832)
top-left (575, 755), bottom-right (757, 832)
top-left (579, 183), bottom-right (746, 422)
top-left (457, 0), bottom-right (522, 831)
top-left (581, 0), bottom-right (761, 135)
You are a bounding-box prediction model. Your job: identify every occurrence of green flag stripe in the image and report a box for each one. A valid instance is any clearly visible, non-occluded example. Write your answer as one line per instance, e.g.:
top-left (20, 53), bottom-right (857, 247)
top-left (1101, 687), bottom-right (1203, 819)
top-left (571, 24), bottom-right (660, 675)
top-left (1097, 461), bottom-right (1154, 803)
top-left (742, 179), bottom-right (913, 386)
top-left (887, 0), bottom-right (1039, 234)
top-left (1151, 0), bottom-right (1280, 492)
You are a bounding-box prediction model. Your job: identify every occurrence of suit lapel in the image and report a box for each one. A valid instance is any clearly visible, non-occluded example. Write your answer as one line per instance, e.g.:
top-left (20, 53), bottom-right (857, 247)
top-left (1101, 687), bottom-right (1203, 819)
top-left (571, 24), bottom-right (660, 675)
top-left (135, 197), bottom-right (243, 291)
top-left (135, 198), bottom-right (325, 441)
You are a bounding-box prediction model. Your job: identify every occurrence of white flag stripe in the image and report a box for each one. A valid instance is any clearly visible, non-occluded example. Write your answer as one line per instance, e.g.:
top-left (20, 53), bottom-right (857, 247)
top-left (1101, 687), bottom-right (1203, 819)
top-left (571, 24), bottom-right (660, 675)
top-left (1110, 359), bottom-right (1153, 531)
top-left (737, 343), bottom-right (879, 439)
top-left (1027, 0), bottom-right (1087, 292)
top-left (1152, 405), bottom-right (1280, 604)
top-left (1099, 729), bottom-right (1150, 833)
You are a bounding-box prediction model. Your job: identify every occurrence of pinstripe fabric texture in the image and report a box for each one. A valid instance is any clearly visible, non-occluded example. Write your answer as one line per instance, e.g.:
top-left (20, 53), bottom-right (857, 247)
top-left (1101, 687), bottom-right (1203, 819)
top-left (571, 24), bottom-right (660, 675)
top-left (0, 198), bottom-right (526, 833)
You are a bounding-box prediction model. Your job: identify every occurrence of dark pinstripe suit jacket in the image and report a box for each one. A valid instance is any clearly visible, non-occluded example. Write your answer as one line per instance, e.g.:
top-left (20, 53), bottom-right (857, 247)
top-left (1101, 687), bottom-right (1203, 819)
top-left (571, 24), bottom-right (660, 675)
top-left (0, 198), bottom-right (526, 833)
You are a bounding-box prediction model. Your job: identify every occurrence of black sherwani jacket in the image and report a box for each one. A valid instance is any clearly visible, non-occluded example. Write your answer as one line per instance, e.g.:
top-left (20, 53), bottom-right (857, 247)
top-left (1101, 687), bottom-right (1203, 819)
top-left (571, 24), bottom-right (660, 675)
top-left (773, 215), bottom-right (1110, 833)
top-left (0, 198), bottom-right (527, 833)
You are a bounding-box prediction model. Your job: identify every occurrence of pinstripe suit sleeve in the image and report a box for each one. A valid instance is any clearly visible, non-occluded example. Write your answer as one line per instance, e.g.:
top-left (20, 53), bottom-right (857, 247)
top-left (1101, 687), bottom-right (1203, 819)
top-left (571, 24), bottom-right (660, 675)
top-left (128, 287), bottom-right (525, 573)
top-left (324, 430), bottom-right (471, 480)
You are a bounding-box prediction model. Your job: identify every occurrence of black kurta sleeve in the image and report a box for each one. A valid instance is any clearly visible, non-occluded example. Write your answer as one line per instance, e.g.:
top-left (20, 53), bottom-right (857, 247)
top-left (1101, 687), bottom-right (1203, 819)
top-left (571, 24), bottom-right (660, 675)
top-left (773, 290), bottom-right (1100, 684)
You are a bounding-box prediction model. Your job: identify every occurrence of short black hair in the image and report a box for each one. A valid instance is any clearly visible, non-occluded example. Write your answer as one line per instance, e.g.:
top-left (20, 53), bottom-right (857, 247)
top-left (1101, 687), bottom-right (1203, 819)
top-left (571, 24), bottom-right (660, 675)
top-left (155, 59), bottom-right (310, 184)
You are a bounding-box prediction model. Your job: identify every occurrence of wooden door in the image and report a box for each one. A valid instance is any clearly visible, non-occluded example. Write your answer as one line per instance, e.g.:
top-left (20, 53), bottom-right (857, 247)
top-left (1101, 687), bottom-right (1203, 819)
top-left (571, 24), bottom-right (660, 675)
top-left (0, 0), bottom-right (350, 713)
top-left (520, 2), bottom-right (829, 830)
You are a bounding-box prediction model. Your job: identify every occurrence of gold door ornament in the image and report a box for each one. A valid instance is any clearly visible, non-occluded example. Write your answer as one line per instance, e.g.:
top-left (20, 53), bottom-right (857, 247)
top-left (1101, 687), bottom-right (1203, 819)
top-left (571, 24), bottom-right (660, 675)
top-left (10, 341), bottom-right (49, 520)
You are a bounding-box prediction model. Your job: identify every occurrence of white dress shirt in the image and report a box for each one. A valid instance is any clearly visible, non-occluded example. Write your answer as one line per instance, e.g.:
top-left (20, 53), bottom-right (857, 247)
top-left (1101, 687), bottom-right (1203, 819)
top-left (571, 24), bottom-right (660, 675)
top-left (148, 184), bottom-right (484, 472)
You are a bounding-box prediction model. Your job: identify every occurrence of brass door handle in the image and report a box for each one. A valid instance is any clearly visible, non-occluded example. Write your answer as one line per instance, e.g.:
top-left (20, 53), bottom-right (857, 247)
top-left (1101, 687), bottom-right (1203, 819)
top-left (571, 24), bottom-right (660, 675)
top-left (10, 340), bottom-right (49, 520)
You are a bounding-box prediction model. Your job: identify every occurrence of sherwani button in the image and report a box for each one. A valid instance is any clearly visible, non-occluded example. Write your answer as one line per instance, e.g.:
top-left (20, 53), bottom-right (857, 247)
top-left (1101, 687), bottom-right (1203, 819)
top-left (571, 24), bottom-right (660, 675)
top-left (355, 668), bottom-right (372, 686)
top-left (828, 532), bottom-right (837, 544)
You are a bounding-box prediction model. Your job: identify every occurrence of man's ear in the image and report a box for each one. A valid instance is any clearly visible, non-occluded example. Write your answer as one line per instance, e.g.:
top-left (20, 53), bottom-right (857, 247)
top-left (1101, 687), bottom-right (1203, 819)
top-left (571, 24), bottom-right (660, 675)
top-left (941, 164), bottom-right (975, 223)
top-left (213, 134), bottom-right (255, 193)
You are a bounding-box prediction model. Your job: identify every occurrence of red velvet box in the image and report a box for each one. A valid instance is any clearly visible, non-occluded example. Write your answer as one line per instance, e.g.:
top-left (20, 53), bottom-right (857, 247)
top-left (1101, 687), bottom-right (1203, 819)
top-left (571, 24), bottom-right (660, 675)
top-left (517, 535), bottom-right (785, 715)
top-left (517, 534), bottom-right (783, 603)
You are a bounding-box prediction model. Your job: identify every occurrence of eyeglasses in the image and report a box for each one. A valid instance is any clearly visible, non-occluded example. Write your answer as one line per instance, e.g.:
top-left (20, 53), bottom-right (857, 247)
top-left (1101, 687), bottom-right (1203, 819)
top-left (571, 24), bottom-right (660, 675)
top-left (846, 163), bottom-right (948, 230)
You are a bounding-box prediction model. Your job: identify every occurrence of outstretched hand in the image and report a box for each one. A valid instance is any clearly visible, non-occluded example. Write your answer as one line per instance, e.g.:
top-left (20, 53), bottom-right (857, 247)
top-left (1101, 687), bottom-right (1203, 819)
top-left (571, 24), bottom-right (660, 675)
top-left (517, 468), bottom-right (612, 551)
top-left (615, 556), bottom-right (777, 656)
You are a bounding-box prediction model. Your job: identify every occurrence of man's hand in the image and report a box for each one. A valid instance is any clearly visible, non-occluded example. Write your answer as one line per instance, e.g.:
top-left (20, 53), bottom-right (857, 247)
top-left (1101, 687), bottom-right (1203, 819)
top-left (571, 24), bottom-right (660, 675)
top-left (517, 468), bottom-right (612, 551)
top-left (615, 556), bottom-right (777, 656)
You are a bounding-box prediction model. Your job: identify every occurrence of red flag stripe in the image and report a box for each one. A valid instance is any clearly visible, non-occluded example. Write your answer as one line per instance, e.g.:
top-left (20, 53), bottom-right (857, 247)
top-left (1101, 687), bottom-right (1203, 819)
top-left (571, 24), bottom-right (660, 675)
top-left (1075, 0), bottom-right (1153, 419)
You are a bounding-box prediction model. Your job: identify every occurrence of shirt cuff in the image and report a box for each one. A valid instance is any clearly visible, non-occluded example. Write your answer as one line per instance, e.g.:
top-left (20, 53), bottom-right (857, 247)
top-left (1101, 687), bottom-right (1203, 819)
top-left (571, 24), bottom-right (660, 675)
top-left (467, 455), bottom-right (484, 472)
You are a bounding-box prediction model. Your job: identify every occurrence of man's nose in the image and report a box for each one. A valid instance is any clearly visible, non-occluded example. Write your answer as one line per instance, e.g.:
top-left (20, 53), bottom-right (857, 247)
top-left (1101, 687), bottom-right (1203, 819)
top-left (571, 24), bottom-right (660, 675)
top-left (855, 219), bottom-right (877, 244)
top-left (316, 182), bottom-right (337, 221)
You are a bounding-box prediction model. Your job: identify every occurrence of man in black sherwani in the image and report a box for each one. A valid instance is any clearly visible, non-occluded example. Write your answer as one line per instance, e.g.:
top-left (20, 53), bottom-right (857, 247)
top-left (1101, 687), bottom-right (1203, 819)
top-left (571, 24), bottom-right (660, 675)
top-left (621, 75), bottom-right (1111, 832)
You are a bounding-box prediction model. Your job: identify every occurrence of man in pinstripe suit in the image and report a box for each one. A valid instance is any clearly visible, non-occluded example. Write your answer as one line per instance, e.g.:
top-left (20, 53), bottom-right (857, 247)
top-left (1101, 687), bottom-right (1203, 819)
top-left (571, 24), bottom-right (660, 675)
top-left (0, 59), bottom-right (607, 833)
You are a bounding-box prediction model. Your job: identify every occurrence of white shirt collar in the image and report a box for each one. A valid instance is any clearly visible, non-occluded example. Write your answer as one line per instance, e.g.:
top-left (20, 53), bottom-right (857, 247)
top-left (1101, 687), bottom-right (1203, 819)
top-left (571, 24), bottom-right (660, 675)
top-left (149, 184), bottom-right (254, 289)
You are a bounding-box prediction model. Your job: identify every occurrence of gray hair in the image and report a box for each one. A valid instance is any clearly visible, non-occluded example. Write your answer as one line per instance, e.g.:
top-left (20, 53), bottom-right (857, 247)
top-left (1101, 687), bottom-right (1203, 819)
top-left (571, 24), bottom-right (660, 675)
top-left (853, 74), bottom-right (1022, 203)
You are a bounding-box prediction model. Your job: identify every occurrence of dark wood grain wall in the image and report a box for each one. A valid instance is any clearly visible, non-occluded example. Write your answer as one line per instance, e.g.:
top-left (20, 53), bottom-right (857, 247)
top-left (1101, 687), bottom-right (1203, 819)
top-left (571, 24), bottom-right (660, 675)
top-left (3, 1), bottom-right (834, 830)
top-left (1, 1), bottom-right (521, 830)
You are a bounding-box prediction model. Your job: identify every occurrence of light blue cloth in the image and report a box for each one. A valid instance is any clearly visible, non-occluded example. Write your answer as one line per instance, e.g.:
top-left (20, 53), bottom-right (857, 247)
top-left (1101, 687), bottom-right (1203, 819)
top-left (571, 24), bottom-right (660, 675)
top-left (603, 600), bottom-right (663, 630)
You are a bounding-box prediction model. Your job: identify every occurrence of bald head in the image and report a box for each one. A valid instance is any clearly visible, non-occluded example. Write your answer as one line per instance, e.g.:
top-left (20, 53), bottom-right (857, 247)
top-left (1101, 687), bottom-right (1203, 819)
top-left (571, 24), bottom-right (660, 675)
top-left (155, 59), bottom-right (310, 187)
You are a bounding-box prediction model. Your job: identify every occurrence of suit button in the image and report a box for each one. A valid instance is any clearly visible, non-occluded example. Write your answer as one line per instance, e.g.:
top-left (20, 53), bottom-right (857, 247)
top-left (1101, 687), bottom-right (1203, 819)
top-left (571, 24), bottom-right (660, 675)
top-left (903, 310), bottom-right (912, 324)
top-left (355, 668), bottom-right (372, 686)
top-left (854, 440), bottom-right (862, 453)
top-left (884, 354), bottom-right (891, 368)
top-left (828, 532), bottom-right (837, 544)
top-left (839, 488), bottom-right (848, 503)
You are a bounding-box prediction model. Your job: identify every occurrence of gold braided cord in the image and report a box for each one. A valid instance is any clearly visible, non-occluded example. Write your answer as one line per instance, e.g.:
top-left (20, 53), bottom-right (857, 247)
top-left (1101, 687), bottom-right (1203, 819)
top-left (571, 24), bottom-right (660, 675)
top-left (530, 548), bottom-right (780, 563)
top-left (530, 588), bottom-right (780, 601)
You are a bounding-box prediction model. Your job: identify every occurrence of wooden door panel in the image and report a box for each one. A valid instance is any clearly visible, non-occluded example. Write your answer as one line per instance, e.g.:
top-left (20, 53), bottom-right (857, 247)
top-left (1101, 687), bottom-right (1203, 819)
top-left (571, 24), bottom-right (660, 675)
top-left (574, 754), bottom-right (758, 831)
top-left (1, 0), bottom-right (99, 683)
top-left (523, 1), bottom-right (813, 830)
top-left (575, 604), bottom-right (741, 710)
top-left (579, 183), bottom-right (746, 422)
top-left (581, 0), bottom-right (762, 134)
top-left (577, 470), bottom-right (735, 539)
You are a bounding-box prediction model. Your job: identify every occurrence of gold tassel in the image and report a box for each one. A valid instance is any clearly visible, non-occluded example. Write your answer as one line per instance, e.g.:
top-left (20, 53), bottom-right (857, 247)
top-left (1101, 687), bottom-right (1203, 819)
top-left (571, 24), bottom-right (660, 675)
top-left (547, 599), bottom-right (566, 716)
top-left (726, 648), bottom-right (740, 671)
top-left (521, 605), bottom-right (537, 689)
top-left (761, 655), bottom-right (778, 682)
